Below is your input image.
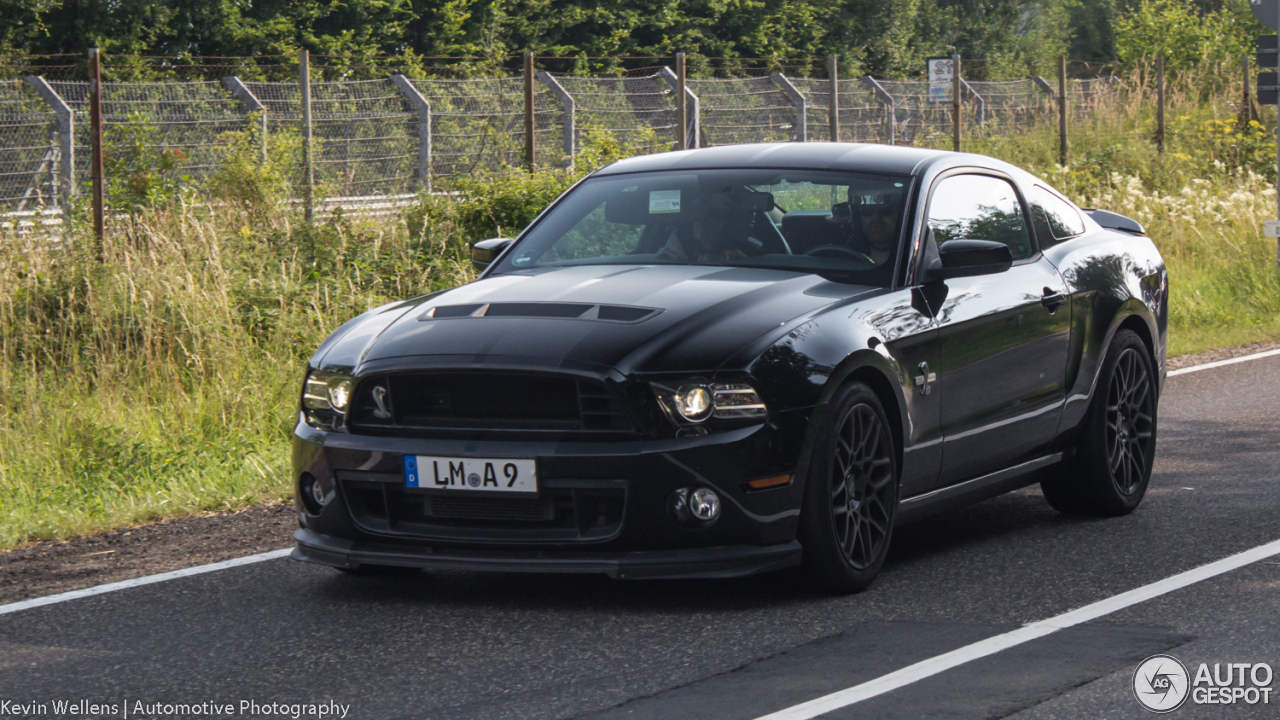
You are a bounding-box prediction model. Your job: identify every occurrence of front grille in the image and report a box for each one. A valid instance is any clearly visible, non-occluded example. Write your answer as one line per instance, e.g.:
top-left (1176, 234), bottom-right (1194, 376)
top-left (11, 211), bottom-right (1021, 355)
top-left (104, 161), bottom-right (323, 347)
top-left (349, 372), bottom-right (634, 435)
top-left (427, 495), bottom-right (555, 522)
top-left (340, 475), bottom-right (627, 541)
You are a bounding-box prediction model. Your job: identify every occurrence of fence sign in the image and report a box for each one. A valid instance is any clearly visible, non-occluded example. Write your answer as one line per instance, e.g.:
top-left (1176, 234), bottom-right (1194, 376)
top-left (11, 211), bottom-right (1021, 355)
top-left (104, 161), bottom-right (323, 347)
top-left (1251, 0), bottom-right (1279, 30)
top-left (1259, 69), bottom-right (1279, 105)
top-left (927, 58), bottom-right (954, 103)
top-left (1259, 34), bottom-right (1279, 69)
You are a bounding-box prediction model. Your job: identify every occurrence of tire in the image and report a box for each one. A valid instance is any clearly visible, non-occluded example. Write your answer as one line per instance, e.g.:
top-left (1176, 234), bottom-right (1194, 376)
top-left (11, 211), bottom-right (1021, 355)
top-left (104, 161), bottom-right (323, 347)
top-left (1041, 329), bottom-right (1157, 516)
top-left (799, 382), bottom-right (899, 594)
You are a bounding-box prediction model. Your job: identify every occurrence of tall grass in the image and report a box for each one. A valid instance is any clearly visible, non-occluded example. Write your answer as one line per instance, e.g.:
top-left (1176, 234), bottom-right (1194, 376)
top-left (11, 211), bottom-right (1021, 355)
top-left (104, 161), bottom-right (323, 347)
top-left (1, 67), bottom-right (1278, 547)
top-left (968, 61), bottom-right (1280, 352)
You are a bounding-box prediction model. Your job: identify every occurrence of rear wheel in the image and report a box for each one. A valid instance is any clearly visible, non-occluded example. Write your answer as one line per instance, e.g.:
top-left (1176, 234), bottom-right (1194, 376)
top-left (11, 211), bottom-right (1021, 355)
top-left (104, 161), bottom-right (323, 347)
top-left (1041, 329), bottom-right (1157, 515)
top-left (799, 383), bottom-right (898, 594)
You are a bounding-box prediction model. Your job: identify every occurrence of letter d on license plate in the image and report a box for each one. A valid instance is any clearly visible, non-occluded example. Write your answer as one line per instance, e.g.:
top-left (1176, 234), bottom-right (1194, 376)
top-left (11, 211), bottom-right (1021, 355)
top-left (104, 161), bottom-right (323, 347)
top-left (404, 455), bottom-right (538, 493)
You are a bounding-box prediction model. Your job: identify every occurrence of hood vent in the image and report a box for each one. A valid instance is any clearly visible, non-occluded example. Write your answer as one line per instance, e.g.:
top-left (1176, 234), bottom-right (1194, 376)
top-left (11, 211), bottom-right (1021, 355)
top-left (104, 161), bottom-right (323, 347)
top-left (421, 302), bottom-right (659, 323)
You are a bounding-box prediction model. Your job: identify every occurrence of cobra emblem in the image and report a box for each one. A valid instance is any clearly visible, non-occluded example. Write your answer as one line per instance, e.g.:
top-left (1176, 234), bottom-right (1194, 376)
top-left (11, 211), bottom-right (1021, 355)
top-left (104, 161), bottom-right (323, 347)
top-left (371, 385), bottom-right (393, 419)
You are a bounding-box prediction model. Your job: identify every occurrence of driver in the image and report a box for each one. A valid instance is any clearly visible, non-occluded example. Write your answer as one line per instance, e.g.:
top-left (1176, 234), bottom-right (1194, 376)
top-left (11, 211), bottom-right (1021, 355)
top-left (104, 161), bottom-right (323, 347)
top-left (854, 193), bottom-right (898, 266)
top-left (827, 190), bottom-right (898, 266)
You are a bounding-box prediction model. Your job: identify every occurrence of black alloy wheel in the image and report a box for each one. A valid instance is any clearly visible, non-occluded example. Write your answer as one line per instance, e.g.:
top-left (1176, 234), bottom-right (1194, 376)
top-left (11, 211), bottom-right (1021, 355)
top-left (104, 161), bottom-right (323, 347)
top-left (801, 382), bottom-right (898, 593)
top-left (1041, 329), bottom-right (1157, 516)
top-left (1105, 347), bottom-right (1155, 496)
top-left (830, 404), bottom-right (896, 570)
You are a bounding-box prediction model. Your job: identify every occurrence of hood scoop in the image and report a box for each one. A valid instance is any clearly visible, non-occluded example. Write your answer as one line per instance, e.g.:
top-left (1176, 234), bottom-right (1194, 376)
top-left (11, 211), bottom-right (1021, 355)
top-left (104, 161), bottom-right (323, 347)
top-left (421, 302), bottom-right (660, 323)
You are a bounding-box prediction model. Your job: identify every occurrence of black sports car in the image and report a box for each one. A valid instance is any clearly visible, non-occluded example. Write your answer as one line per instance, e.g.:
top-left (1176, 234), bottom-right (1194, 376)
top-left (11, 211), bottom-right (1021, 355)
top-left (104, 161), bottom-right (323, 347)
top-left (290, 143), bottom-right (1167, 592)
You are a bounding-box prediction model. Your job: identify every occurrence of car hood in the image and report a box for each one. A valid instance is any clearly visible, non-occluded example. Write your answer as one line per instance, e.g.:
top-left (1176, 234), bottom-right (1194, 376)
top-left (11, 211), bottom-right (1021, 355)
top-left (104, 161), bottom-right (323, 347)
top-left (313, 264), bottom-right (876, 376)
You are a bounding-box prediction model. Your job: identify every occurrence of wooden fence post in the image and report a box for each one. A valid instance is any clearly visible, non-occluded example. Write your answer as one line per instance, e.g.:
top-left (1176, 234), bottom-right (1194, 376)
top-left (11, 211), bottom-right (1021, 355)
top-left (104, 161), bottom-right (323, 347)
top-left (676, 52), bottom-right (687, 150)
top-left (523, 52), bottom-right (535, 172)
top-left (299, 49), bottom-right (314, 223)
top-left (1156, 55), bottom-right (1165, 154)
top-left (1058, 55), bottom-right (1069, 166)
top-left (88, 48), bottom-right (106, 255)
top-left (828, 54), bottom-right (839, 142)
top-left (952, 54), bottom-right (961, 152)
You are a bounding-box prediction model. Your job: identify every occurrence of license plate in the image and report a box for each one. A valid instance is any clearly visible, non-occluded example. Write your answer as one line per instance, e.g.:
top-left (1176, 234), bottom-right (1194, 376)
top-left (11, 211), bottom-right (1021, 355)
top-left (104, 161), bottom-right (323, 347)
top-left (404, 455), bottom-right (538, 493)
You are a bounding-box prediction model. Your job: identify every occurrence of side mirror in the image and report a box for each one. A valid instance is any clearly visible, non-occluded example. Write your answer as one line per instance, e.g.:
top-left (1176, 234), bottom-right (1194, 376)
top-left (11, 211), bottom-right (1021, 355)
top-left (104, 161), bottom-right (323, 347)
top-left (472, 238), bottom-right (514, 272)
top-left (926, 239), bottom-right (1013, 281)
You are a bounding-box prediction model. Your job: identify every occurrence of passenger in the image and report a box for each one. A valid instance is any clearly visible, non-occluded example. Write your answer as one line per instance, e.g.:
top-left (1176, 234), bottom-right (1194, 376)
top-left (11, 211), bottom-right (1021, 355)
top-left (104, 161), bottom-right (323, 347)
top-left (659, 216), bottom-right (749, 264)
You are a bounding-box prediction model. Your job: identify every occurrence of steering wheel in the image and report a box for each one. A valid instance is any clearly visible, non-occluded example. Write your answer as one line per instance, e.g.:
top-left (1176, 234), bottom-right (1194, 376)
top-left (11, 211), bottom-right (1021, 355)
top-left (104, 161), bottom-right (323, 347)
top-left (804, 244), bottom-right (875, 265)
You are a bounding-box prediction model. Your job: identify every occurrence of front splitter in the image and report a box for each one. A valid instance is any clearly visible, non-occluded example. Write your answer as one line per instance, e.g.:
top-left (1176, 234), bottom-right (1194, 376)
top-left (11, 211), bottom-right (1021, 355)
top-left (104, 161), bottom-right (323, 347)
top-left (292, 528), bottom-right (801, 580)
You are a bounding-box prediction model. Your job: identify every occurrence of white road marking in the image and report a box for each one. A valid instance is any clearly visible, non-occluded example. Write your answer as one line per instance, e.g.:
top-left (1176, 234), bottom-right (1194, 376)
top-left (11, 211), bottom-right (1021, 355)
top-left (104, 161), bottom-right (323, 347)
top-left (753, 536), bottom-right (1280, 720)
top-left (0, 548), bottom-right (292, 617)
top-left (1167, 348), bottom-right (1280, 377)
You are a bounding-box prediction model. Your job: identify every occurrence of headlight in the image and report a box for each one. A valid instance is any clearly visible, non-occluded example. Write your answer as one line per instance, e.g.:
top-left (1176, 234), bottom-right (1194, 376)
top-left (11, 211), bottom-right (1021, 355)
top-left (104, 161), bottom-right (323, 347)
top-left (652, 381), bottom-right (768, 425)
top-left (301, 369), bottom-right (354, 429)
top-left (675, 385), bottom-right (713, 422)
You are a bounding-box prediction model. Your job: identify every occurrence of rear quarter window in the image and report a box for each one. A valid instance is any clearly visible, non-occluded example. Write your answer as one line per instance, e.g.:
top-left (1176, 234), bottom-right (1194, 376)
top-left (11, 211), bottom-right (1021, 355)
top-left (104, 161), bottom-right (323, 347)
top-left (1031, 186), bottom-right (1085, 247)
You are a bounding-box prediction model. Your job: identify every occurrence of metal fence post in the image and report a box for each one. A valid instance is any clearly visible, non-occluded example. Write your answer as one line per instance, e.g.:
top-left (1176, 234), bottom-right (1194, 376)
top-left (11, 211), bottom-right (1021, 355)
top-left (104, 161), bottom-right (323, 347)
top-left (659, 66), bottom-right (699, 148)
top-left (523, 52), bottom-right (535, 172)
top-left (952, 54), bottom-right (961, 152)
top-left (861, 76), bottom-right (894, 144)
top-left (23, 76), bottom-right (74, 204)
top-left (770, 73), bottom-right (806, 142)
top-left (961, 79), bottom-right (985, 126)
top-left (390, 75), bottom-right (432, 191)
top-left (828, 54), bottom-right (840, 142)
top-left (222, 76), bottom-right (267, 164)
top-left (299, 49), bottom-right (314, 222)
top-left (536, 71), bottom-right (574, 166)
top-left (1155, 55), bottom-right (1165, 154)
top-left (88, 48), bottom-right (105, 252)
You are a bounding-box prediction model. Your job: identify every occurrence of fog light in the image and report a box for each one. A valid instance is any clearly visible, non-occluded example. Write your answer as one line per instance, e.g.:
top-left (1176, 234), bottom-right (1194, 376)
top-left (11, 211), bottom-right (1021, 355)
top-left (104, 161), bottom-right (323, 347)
top-left (310, 479), bottom-right (327, 506)
top-left (688, 487), bottom-right (720, 521)
top-left (299, 473), bottom-right (333, 515)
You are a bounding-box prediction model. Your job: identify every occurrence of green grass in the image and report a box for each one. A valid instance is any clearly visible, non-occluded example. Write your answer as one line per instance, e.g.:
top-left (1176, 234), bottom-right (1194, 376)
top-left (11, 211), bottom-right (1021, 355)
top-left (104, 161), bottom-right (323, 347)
top-left (1, 69), bottom-right (1278, 547)
top-left (963, 62), bottom-right (1280, 355)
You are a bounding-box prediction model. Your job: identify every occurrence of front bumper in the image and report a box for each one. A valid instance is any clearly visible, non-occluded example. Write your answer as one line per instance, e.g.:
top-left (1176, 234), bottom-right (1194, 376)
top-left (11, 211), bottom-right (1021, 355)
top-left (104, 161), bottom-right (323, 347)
top-left (293, 528), bottom-right (802, 579)
top-left (291, 409), bottom-right (812, 573)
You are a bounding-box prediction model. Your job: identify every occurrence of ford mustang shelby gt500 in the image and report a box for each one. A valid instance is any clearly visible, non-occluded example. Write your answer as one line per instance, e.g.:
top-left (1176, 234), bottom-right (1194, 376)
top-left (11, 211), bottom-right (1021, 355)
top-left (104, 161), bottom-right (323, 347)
top-left (291, 143), bottom-right (1166, 592)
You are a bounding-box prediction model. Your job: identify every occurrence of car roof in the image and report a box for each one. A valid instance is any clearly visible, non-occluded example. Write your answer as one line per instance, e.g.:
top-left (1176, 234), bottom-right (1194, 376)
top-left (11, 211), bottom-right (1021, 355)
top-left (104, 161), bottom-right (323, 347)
top-left (591, 142), bottom-right (1015, 178)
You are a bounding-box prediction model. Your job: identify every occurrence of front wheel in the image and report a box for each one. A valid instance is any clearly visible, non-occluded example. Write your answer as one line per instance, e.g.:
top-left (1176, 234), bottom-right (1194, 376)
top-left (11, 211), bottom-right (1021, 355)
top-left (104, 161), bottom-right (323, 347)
top-left (1041, 329), bottom-right (1157, 515)
top-left (799, 383), bottom-right (899, 594)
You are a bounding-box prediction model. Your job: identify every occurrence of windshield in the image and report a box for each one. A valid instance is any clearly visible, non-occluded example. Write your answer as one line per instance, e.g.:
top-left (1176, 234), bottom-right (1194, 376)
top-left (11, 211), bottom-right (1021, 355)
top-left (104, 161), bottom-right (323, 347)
top-left (490, 169), bottom-right (912, 287)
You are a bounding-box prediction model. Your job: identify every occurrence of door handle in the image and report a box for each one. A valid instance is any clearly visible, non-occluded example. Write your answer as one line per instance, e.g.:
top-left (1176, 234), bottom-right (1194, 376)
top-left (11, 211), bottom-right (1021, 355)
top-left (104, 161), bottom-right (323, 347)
top-left (1041, 289), bottom-right (1066, 313)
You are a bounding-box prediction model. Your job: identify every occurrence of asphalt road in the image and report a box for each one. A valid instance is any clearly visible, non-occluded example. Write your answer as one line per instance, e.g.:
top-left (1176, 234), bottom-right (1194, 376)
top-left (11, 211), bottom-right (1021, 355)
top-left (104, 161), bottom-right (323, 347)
top-left (2, 354), bottom-right (1279, 720)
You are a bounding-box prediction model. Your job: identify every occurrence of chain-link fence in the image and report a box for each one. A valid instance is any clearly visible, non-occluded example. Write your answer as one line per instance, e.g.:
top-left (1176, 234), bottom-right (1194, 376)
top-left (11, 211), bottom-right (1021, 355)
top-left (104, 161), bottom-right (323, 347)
top-left (0, 56), bottom-right (1120, 215)
top-left (0, 80), bottom-right (59, 211)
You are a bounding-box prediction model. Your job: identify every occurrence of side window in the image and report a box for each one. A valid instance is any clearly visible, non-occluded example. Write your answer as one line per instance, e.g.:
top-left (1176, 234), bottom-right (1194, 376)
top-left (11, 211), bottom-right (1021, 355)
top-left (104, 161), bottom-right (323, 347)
top-left (1031, 186), bottom-right (1085, 247)
top-left (927, 175), bottom-right (1033, 261)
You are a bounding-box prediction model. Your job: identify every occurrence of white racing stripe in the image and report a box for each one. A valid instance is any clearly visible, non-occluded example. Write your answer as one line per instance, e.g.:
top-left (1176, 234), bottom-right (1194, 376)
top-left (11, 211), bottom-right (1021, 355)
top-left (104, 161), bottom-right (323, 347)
top-left (0, 548), bottom-right (292, 617)
top-left (1167, 348), bottom-right (1280, 377)
top-left (754, 537), bottom-right (1280, 720)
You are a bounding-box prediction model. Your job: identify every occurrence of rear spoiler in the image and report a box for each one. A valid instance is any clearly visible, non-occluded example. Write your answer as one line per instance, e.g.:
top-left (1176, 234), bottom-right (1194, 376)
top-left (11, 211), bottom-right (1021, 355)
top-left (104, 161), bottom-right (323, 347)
top-left (1082, 209), bottom-right (1145, 236)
